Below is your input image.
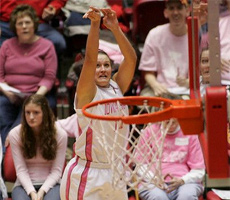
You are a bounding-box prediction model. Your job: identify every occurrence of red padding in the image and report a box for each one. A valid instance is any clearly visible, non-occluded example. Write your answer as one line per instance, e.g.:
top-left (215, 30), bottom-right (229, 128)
top-left (205, 87), bottom-right (229, 178)
top-left (3, 145), bottom-right (16, 182)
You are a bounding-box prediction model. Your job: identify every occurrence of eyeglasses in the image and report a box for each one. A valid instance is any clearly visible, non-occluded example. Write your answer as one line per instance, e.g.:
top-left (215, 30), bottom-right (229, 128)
top-left (16, 21), bottom-right (33, 27)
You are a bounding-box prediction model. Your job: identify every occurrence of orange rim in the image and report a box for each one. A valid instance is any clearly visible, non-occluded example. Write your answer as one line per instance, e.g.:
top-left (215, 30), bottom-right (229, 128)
top-left (82, 96), bottom-right (203, 125)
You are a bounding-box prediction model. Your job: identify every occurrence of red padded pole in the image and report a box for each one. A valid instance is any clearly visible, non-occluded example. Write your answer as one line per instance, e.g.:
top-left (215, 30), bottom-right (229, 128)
top-left (205, 87), bottom-right (229, 178)
top-left (187, 17), bottom-right (200, 99)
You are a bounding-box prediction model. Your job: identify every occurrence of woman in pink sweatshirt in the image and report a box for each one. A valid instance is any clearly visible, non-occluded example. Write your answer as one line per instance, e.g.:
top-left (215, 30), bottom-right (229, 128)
top-left (8, 94), bottom-right (67, 200)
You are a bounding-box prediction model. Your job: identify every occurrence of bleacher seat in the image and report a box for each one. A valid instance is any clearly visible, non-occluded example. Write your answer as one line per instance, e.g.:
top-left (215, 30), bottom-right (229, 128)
top-left (3, 145), bottom-right (16, 200)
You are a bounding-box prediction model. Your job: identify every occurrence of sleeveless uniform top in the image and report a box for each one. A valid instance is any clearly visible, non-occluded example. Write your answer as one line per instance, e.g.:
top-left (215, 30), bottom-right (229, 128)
top-left (75, 79), bottom-right (129, 163)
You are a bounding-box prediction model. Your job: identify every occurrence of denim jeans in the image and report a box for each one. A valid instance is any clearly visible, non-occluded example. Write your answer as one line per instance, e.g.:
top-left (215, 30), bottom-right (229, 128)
top-left (139, 183), bottom-right (203, 200)
top-left (0, 21), bottom-right (66, 54)
top-left (12, 184), bottom-right (61, 200)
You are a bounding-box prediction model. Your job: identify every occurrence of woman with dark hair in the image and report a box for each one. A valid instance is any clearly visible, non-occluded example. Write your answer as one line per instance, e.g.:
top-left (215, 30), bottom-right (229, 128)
top-left (0, 4), bottom-right (57, 148)
top-left (0, 0), bottom-right (67, 54)
top-left (8, 94), bottom-right (67, 200)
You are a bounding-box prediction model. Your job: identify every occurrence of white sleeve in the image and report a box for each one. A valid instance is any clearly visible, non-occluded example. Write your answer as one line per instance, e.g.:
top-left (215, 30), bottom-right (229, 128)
top-left (182, 169), bottom-right (205, 184)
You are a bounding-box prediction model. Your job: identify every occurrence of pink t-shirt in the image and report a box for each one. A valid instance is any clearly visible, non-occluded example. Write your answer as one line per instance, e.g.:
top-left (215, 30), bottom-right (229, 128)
top-left (9, 123), bottom-right (67, 195)
top-left (136, 124), bottom-right (205, 180)
top-left (138, 24), bottom-right (189, 88)
top-left (219, 14), bottom-right (230, 82)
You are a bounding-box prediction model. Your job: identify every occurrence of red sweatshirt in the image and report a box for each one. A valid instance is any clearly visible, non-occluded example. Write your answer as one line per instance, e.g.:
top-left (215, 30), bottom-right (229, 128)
top-left (0, 0), bottom-right (67, 22)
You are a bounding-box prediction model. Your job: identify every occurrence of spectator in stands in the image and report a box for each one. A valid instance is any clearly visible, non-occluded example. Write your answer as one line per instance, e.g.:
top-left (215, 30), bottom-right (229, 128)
top-left (8, 94), bottom-right (67, 200)
top-left (138, 0), bottom-right (190, 97)
top-left (0, 5), bottom-right (57, 150)
top-left (200, 47), bottom-right (230, 97)
top-left (136, 94), bottom-right (205, 200)
top-left (0, 0), bottom-right (67, 54)
top-left (199, 47), bottom-right (210, 96)
top-left (62, 0), bottom-right (109, 37)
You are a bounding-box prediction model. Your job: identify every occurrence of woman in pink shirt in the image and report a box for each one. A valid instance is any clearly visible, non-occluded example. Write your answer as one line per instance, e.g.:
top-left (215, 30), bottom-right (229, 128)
top-left (136, 95), bottom-right (205, 200)
top-left (0, 5), bottom-right (57, 149)
top-left (8, 94), bottom-right (67, 200)
top-left (0, 0), bottom-right (67, 53)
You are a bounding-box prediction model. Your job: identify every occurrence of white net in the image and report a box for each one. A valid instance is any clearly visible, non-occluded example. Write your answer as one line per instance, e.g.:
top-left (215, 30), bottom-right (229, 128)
top-left (86, 99), bottom-right (173, 192)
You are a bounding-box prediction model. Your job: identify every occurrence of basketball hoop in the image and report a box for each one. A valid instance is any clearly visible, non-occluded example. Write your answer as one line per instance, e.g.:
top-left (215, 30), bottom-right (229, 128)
top-left (82, 96), bottom-right (203, 192)
top-left (83, 96), bottom-right (203, 135)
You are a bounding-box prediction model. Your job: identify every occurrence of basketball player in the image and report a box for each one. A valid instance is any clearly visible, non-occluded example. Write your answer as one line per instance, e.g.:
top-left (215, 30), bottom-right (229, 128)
top-left (60, 7), bottom-right (137, 200)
